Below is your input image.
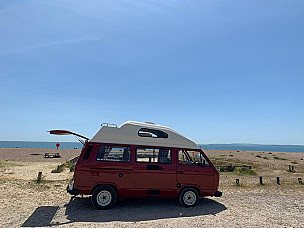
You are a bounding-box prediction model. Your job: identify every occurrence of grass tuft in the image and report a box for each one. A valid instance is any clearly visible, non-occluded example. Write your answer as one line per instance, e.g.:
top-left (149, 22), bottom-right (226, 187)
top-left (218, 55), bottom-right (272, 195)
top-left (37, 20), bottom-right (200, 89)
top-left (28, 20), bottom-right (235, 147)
top-left (273, 156), bottom-right (288, 160)
top-left (51, 161), bottom-right (76, 173)
top-left (51, 165), bottom-right (64, 173)
top-left (233, 167), bottom-right (257, 175)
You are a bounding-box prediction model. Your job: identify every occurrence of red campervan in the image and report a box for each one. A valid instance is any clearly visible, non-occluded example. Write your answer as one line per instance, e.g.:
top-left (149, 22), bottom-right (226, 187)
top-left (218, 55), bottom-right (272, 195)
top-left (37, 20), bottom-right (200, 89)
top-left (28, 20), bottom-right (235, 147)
top-left (49, 121), bottom-right (222, 209)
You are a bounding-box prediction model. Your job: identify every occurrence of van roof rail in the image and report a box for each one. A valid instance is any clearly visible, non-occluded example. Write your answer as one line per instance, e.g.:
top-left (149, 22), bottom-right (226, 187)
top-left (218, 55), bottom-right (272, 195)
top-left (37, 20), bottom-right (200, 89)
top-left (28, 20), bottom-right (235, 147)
top-left (145, 122), bottom-right (155, 125)
top-left (102, 123), bottom-right (117, 128)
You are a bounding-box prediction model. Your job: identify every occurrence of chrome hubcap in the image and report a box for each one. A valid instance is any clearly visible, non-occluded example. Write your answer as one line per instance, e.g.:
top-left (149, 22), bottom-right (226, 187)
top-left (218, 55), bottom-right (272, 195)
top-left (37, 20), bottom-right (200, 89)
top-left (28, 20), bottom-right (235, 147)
top-left (97, 190), bottom-right (112, 206)
top-left (183, 191), bottom-right (196, 205)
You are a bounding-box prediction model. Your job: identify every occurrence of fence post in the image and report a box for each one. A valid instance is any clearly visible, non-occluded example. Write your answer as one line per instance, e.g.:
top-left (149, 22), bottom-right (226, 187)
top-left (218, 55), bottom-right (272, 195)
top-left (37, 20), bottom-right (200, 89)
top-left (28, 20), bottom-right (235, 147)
top-left (37, 172), bottom-right (42, 183)
top-left (277, 177), bottom-right (280, 185)
top-left (259, 176), bottom-right (263, 185)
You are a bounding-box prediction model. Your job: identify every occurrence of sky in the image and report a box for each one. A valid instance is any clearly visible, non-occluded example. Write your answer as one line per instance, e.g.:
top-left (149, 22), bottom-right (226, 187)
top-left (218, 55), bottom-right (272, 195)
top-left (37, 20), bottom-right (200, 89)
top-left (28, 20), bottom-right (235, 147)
top-left (0, 0), bottom-right (303, 144)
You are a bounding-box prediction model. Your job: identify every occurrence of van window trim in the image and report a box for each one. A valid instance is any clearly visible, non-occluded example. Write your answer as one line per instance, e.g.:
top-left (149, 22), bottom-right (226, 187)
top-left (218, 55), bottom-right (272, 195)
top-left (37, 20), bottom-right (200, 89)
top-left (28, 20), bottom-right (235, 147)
top-left (82, 144), bottom-right (94, 160)
top-left (135, 146), bottom-right (172, 164)
top-left (95, 144), bottom-right (132, 163)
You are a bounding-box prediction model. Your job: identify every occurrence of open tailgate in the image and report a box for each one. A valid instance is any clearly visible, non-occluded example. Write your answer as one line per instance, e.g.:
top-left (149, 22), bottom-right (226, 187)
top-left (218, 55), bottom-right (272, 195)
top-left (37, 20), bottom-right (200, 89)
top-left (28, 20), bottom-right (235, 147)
top-left (48, 130), bottom-right (89, 144)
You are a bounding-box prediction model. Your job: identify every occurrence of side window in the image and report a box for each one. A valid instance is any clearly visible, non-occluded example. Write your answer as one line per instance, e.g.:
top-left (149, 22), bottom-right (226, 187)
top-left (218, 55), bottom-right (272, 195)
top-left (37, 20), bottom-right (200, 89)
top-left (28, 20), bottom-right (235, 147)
top-left (97, 145), bottom-right (131, 162)
top-left (136, 148), bottom-right (171, 164)
top-left (178, 150), bottom-right (209, 166)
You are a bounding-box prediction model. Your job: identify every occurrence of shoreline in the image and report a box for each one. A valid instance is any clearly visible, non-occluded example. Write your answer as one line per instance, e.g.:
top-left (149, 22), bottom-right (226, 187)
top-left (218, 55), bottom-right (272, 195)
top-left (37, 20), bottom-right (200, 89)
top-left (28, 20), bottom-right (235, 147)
top-left (1, 141), bottom-right (304, 153)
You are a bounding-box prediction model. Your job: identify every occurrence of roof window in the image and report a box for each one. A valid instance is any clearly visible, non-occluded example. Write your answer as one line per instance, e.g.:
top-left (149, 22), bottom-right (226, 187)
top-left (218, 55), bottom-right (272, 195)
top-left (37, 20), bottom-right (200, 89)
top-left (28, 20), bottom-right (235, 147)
top-left (138, 128), bottom-right (168, 138)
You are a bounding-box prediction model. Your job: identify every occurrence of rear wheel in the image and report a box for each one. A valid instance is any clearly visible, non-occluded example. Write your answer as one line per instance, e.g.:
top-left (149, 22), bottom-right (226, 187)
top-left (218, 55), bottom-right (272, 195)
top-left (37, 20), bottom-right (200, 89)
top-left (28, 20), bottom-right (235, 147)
top-left (91, 186), bottom-right (117, 210)
top-left (179, 188), bottom-right (199, 207)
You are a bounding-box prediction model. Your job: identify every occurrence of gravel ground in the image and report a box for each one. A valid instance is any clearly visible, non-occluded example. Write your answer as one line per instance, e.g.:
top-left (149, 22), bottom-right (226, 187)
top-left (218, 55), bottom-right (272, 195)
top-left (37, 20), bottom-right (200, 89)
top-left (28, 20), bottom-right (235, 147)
top-left (0, 148), bottom-right (80, 162)
top-left (0, 148), bottom-right (304, 227)
top-left (0, 180), bottom-right (303, 228)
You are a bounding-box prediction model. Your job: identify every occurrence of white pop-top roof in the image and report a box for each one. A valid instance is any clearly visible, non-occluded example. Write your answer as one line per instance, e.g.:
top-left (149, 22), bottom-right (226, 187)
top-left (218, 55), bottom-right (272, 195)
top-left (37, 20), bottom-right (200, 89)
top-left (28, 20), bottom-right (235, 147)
top-left (90, 121), bottom-right (200, 150)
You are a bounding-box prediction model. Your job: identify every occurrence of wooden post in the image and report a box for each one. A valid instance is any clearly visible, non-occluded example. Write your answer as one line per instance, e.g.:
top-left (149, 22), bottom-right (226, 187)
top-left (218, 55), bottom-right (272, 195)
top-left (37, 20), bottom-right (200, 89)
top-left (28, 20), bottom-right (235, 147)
top-left (236, 179), bottom-right (239, 185)
top-left (259, 176), bottom-right (263, 185)
top-left (277, 177), bottom-right (280, 185)
top-left (298, 178), bottom-right (302, 184)
top-left (37, 172), bottom-right (42, 183)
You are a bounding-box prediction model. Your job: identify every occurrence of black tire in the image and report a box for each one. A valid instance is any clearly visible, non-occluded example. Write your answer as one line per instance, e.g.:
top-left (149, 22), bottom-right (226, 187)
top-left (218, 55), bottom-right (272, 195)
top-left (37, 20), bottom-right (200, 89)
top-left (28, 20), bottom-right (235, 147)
top-left (91, 185), bottom-right (117, 210)
top-left (178, 187), bottom-right (199, 207)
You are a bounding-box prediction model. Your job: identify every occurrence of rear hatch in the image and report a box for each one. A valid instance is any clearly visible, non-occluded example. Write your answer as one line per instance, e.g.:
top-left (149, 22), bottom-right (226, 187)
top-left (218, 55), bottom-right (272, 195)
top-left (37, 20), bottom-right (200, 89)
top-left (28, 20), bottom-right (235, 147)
top-left (48, 130), bottom-right (89, 145)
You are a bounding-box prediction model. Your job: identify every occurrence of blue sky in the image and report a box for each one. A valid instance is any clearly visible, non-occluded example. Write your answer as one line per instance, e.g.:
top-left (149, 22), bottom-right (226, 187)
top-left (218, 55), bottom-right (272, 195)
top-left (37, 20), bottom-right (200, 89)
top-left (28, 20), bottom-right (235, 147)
top-left (0, 0), bottom-right (303, 144)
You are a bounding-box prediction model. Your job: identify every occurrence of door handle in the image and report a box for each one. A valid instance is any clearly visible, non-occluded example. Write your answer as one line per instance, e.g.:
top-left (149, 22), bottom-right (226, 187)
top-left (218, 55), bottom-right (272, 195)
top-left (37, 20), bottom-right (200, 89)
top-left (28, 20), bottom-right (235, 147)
top-left (177, 171), bottom-right (184, 174)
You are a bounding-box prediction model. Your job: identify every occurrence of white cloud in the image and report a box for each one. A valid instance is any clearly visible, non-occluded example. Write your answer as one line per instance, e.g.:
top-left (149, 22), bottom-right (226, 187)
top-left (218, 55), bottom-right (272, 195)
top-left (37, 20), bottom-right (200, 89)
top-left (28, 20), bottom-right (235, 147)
top-left (0, 37), bottom-right (101, 55)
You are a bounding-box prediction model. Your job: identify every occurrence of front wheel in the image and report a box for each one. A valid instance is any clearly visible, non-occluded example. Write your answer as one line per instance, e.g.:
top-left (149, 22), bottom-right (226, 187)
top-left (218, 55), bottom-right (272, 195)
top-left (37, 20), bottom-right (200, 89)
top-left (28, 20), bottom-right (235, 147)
top-left (91, 186), bottom-right (117, 210)
top-left (179, 188), bottom-right (199, 207)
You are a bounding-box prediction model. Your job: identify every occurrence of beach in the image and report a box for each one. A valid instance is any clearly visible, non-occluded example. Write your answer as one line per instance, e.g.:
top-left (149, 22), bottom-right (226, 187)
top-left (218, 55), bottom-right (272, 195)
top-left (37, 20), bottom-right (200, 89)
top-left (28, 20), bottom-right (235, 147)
top-left (0, 148), bottom-right (303, 227)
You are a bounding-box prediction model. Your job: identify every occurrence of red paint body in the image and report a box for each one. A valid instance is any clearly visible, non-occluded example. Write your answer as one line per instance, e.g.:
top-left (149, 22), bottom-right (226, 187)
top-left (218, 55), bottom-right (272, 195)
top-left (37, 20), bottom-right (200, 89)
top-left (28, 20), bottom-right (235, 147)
top-left (73, 142), bottom-right (220, 198)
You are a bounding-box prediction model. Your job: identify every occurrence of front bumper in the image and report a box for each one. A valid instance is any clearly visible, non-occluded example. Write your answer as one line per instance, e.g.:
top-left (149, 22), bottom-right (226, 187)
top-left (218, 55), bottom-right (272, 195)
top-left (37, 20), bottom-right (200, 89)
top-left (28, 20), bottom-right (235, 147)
top-left (214, 191), bottom-right (222, 197)
top-left (67, 180), bottom-right (79, 195)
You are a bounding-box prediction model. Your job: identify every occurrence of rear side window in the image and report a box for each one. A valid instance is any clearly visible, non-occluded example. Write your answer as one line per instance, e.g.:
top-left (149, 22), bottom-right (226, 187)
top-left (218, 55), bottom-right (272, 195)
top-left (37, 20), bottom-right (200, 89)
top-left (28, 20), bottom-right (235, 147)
top-left (136, 148), bottom-right (171, 164)
top-left (82, 145), bottom-right (93, 160)
top-left (97, 145), bottom-right (131, 162)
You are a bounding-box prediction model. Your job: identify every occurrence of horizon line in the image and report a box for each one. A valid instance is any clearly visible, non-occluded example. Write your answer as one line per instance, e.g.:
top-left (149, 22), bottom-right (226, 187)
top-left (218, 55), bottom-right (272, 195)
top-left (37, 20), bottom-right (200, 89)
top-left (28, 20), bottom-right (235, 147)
top-left (0, 140), bottom-right (303, 147)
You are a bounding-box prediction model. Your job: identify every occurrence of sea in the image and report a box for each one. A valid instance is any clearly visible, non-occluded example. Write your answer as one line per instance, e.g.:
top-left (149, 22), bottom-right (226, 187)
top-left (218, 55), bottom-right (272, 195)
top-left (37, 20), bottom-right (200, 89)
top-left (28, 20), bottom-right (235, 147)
top-left (0, 141), bottom-right (304, 153)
